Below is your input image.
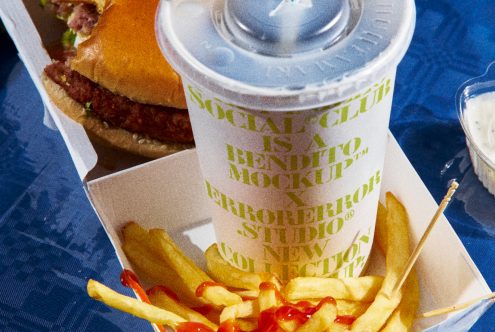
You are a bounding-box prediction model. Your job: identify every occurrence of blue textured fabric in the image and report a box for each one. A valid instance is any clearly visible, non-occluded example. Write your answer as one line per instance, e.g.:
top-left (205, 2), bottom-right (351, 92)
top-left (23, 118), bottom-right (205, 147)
top-left (0, 28), bottom-right (151, 332)
top-left (1, 0), bottom-right (495, 331)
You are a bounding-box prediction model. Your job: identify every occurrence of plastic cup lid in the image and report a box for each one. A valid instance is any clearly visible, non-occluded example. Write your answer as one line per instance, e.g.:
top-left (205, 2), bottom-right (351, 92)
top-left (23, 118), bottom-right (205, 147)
top-left (156, 0), bottom-right (416, 111)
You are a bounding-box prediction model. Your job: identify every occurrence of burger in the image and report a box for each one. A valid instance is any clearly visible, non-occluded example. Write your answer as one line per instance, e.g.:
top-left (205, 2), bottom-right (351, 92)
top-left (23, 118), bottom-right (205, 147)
top-left (41, 0), bottom-right (194, 158)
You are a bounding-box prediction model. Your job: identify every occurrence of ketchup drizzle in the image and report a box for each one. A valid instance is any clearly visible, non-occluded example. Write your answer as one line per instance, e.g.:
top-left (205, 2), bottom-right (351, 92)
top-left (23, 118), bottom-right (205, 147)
top-left (335, 314), bottom-right (357, 325)
top-left (120, 271), bottom-right (356, 332)
top-left (146, 285), bottom-right (180, 302)
top-left (176, 322), bottom-right (214, 332)
top-left (176, 320), bottom-right (241, 332)
top-left (192, 304), bottom-right (215, 316)
top-left (195, 281), bottom-right (226, 297)
top-left (275, 305), bottom-right (308, 324)
top-left (254, 288), bottom-right (356, 331)
top-left (120, 269), bottom-right (152, 304)
top-left (120, 269), bottom-right (167, 332)
top-left (259, 282), bottom-right (288, 305)
top-left (217, 320), bottom-right (241, 332)
top-left (257, 307), bottom-right (280, 332)
top-left (240, 296), bottom-right (257, 301)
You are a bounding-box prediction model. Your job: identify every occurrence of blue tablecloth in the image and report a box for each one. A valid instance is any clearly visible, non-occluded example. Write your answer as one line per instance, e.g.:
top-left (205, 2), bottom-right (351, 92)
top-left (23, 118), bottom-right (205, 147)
top-left (1, 0), bottom-right (495, 331)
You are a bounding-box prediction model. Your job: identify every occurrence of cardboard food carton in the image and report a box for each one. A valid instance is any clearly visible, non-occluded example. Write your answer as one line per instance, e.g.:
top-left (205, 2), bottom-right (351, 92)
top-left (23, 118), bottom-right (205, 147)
top-left (1, 1), bottom-right (492, 330)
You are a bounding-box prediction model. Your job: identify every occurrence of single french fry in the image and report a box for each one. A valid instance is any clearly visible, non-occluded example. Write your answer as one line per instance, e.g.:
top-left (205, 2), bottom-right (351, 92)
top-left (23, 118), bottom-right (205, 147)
top-left (220, 300), bottom-right (258, 322)
top-left (122, 222), bottom-right (149, 244)
top-left (392, 181), bottom-right (458, 295)
top-left (233, 289), bottom-right (259, 299)
top-left (122, 239), bottom-right (202, 306)
top-left (351, 193), bottom-right (411, 331)
top-left (147, 287), bottom-right (218, 330)
top-left (330, 323), bottom-right (352, 332)
top-left (195, 304), bottom-right (221, 326)
top-left (277, 319), bottom-right (299, 332)
top-left (149, 229), bottom-right (210, 288)
top-left (380, 272), bottom-right (420, 332)
top-left (374, 202), bottom-right (388, 253)
top-left (206, 244), bottom-right (273, 290)
top-left (149, 229), bottom-right (242, 307)
top-left (376, 201), bottom-right (421, 332)
top-left (295, 299), bottom-right (337, 332)
top-left (258, 284), bottom-right (280, 312)
top-left (285, 276), bottom-right (383, 302)
top-left (336, 299), bottom-right (371, 317)
top-left (202, 285), bottom-right (244, 308)
top-left (376, 202), bottom-right (421, 331)
top-left (236, 318), bottom-right (258, 332)
top-left (354, 294), bottom-right (403, 331)
top-left (87, 279), bottom-right (186, 327)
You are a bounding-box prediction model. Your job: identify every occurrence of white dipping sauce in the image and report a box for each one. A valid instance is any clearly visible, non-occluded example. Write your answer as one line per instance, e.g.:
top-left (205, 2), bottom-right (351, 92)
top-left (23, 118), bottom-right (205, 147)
top-left (465, 92), bottom-right (495, 161)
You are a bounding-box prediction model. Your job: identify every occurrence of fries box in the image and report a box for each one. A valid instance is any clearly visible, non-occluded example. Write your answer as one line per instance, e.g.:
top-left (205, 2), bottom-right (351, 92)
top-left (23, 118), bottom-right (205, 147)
top-left (1, 1), bottom-right (493, 331)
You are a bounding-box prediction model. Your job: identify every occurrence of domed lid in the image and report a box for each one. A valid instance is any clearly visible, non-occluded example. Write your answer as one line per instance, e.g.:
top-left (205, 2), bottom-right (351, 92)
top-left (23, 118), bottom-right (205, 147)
top-left (156, 0), bottom-right (415, 110)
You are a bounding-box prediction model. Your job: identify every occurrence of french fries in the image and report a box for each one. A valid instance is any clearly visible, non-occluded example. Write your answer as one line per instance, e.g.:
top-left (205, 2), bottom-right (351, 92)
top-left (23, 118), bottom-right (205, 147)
top-left (88, 192), bottom-right (422, 331)
top-left (335, 299), bottom-right (372, 317)
top-left (220, 300), bottom-right (258, 322)
top-left (296, 298), bottom-right (337, 332)
top-left (284, 275), bottom-right (384, 302)
top-left (87, 279), bottom-right (186, 327)
top-left (147, 286), bottom-right (218, 330)
top-left (149, 229), bottom-right (242, 307)
top-left (122, 222), bottom-right (200, 306)
top-left (375, 202), bottom-right (420, 332)
top-left (257, 282), bottom-right (281, 312)
top-left (350, 193), bottom-right (414, 331)
top-left (380, 273), bottom-right (420, 332)
top-left (205, 243), bottom-right (277, 290)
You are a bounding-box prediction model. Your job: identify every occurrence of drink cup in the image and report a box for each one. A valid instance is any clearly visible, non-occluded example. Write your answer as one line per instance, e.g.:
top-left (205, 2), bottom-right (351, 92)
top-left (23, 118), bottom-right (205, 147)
top-left (156, 0), bottom-right (415, 280)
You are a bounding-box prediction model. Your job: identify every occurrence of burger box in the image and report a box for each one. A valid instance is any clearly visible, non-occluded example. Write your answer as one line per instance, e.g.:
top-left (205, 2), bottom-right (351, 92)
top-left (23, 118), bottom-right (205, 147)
top-left (1, 1), bottom-right (493, 330)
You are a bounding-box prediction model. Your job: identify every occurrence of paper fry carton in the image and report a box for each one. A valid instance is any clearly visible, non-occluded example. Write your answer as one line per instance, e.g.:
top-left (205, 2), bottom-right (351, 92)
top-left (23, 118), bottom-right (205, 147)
top-left (0, 1), bottom-right (492, 330)
top-left (85, 136), bottom-right (492, 331)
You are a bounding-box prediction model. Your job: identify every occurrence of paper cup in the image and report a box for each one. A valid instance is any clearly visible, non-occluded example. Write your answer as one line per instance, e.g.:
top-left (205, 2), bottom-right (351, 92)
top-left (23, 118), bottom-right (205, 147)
top-left (157, 0), bottom-right (415, 280)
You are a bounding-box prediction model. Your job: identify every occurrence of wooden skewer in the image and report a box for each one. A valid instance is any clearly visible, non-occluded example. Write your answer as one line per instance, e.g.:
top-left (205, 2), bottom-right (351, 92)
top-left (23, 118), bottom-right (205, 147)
top-left (420, 291), bottom-right (495, 318)
top-left (392, 180), bottom-right (460, 296)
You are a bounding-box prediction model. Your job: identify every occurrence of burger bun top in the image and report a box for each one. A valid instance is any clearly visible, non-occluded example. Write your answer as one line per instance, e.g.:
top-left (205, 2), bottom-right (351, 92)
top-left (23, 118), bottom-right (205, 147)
top-left (70, 0), bottom-right (187, 109)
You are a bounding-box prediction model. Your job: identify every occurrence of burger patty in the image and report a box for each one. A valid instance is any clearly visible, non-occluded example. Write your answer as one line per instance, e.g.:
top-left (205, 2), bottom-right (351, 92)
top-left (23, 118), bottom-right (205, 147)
top-left (68, 3), bottom-right (99, 36)
top-left (48, 1), bottom-right (98, 35)
top-left (45, 61), bottom-right (194, 144)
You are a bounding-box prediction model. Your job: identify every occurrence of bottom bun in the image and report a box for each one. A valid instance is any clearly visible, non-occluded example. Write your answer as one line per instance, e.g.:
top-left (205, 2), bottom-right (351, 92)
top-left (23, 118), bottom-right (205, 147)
top-left (42, 73), bottom-right (193, 159)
